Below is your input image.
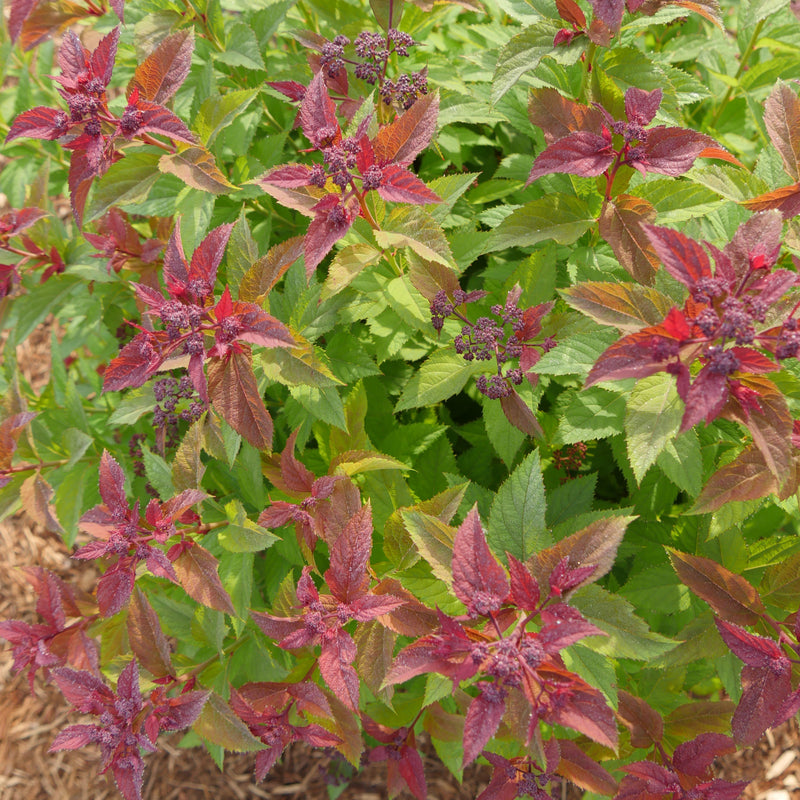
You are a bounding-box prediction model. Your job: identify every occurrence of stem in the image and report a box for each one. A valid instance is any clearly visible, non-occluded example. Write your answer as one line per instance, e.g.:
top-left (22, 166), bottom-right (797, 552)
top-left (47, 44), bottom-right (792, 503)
top-left (2, 459), bottom-right (73, 474)
top-left (137, 133), bottom-right (175, 153)
top-left (179, 633), bottom-right (252, 682)
top-left (709, 19), bottom-right (765, 129)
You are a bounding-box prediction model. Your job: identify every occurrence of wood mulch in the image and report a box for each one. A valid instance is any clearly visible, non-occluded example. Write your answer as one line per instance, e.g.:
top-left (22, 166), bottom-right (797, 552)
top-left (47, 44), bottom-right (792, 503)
top-left (1, 326), bottom-right (799, 800)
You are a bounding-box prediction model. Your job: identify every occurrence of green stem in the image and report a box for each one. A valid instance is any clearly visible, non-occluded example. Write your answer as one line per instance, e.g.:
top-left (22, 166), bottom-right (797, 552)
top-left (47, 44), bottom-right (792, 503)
top-left (709, 19), bottom-right (765, 129)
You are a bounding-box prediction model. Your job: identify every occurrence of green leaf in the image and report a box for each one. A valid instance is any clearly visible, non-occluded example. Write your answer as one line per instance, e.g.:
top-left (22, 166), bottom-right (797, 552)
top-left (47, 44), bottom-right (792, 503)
top-left (219, 23), bottom-right (265, 70)
top-left (375, 207), bottom-right (455, 268)
top-left (290, 384), bottom-right (347, 430)
top-left (571, 584), bottom-right (677, 660)
top-left (484, 194), bottom-right (594, 251)
top-left (193, 692), bottom-right (265, 751)
top-left (86, 152), bottom-right (160, 222)
top-left (557, 386), bottom-right (627, 443)
top-left (9, 275), bottom-right (81, 347)
top-left (220, 551), bottom-right (254, 631)
top-left (401, 509), bottom-right (455, 586)
top-left (142, 446), bottom-right (175, 499)
top-left (196, 88), bottom-right (259, 148)
top-left (657, 431), bottom-right (703, 497)
top-left (492, 21), bottom-right (569, 104)
top-left (108, 385), bottom-right (157, 426)
top-left (395, 348), bottom-right (481, 412)
top-left (545, 474), bottom-right (596, 529)
top-left (219, 499), bottom-right (279, 552)
top-left (483, 397), bottom-right (526, 467)
top-left (534, 330), bottom-right (619, 377)
top-left (322, 243), bottom-right (382, 299)
top-left (625, 373), bottom-right (683, 483)
top-left (487, 450), bottom-right (549, 562)
top-left (562, 644), bottom-right (618, 708)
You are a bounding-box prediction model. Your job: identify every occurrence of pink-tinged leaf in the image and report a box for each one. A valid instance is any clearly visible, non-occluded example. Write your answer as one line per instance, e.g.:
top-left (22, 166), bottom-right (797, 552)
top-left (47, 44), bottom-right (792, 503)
top-left (671, 0), bottom-right (724, 27)
top-left (57, 30), bottom-right (89, 85)
top-left (250, 610), bottom-right (305, 643)
top-left (109, 0), bottom-right (124, 22)
top-left (668, 548), bottom-right (767, 626)
top-left (377, 165), bottom-right (441, 205)
top-left (112, 755), bottom-right (145, 800)
top-left (622, 760), bottom-right (677, 791)
top-left (742, 183), bottom-right (800, 219)
top-left (97, 566), bottom-right (135, 617)
top-left (507, 554), bottom-right (540, 611)
top-left (325, 503), bottom-right (373, 603)
top-left (643, 127), bottom-right (718, 177)
top-left (49, 724), bottom-right (99, 751)
top-left (625, 87), bottom-right (662, 126)
top-left (61, 628), bottom-right (99, 673)
top-left (764, 81), bottom-right (800, 181)
top-left (127, 589), bottom-right (173, 678)
top-left (98, 450), bottom-right (128, 518)
top-left (397, 745), bottom-right (427, 800)
top-left (261, 164), bottom-right (314, 188)
top-left (159, 146), bottom-right (235, 194)
top-left (268, 80), bottom-right (306, 101)
top-left (52, 667), bottom-right (112, 713)
top-left (373, 91), bottom-right (439, 166)
top-left (556, 739), bottom-right (618, 796)
top-left (0, 411), bottom-right (37, 470)
top-left (499, 389), bottom-right (543, 438)
top-left (189, 222), bottom-right (234, 288)
top-left (172, 542), bottom-right (235, 615)
top-left (156, 689), bottom-right (209, 732)
top-left (698, 146), bottom-right (746, 169)
top-left (304, 195), bottom-right (357, 271)
top-left (527, 516), bottom-right (632, 594)
top-left (528, 88), bottom-right (606, 146)
top-left (546, 683), bottom-right (618, 749)
top-left (452, 505), bottom-right (509, 617)
top-left (463, 688), bottom-right (506, 767)
top-left (3, 207), bottom-right (47, 235)
top-left (138, 100), bottom-right (197, 145)
top-left (692, 445), bottom-right (778, 514)
top-left (255, 178), bottom-right (326, 217)
top-left (163, 225), bottom-right (188, 296)
top-left (526, 131), bottom-right (614, 184)
top-left (598, 195), bottom-right (659, 285)
top-left (562, 281), bottom-right (674, 333)
top-left (7, 0), bottom-right (39, 42)
top-left (715, 619), bottom-right (785, 667)
top-left (230, 303), bottom-right (295, 350)
top-left (129, 30), bottom-right (194, 104)
top-left (644, 224), bottom-right (711, 288)
top-left (588, 0), bottom-right (624, 31)
top-left (727, 375), bottom-right (794, 485)
top-left (617, 690), bottom-right (663, 748)
top-left (680, 367), bottom-right (730, 432)
top-left (279, 430), bottom-right (315, 492)
top-left (733, 663), bottom-right (792, 745)
top-left (17, 2), bottom-right (83, 51)
top-left (6, 106), bottom-right (67, 142)
top-left (299, 71), bottom-right (339, 146)
top-left (318, 628), bottom-right (360, 709)
top-left (90, 26), bottom-right (120, 90)
top-left (383, 631), bottom-right (473, 687)
top-left (103, 332), bottom-right (164, 392)
top-left (20, 471), bottom-right (62, 533)
top-left (557, 0), bottom-right (587, 27)
top-left (672, 733), bottom-right (735, 777)
top-left (207, 347), bottom-right (273, 451)
top-left (68, 150), bottom-right (95, 227)
top-left (349, 593), bottom-right (406, 622)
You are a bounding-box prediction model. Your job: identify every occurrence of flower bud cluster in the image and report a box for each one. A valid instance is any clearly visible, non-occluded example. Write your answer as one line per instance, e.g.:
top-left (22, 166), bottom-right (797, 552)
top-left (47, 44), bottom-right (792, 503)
top-left (552, 442), bottom-right (588, 476)
top-left (430, 289), bottom-right (553, 399)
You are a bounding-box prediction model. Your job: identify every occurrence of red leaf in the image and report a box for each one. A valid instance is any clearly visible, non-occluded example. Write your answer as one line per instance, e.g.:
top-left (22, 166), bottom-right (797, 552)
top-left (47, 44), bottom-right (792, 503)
top-left (726, 211), bottom-right (785, 279)
top-left (68, 150), bottom-right (95, 227)
top-left (52, 667), bottom-right (112, 713)
top-left (733, 663), bottom-right (792, 745)
top-left (268, 80), bottom-right (306, 102)
top-left (625, 87), bottom-right (662, 126)
top-left (680, 367), bottom-right (730, 432)
top-left (7, 0), bottom-right (39, 42)
top-left (155, 689), bottom-right (209, 731)
top-left (103, 333), bottom-right (165, 392)
top-left (377, 165), bottom-right (441, 205)
top-left (546, 683), bottom-right (618, 749)
top-left (462, 688), bottom-right (506, 766)
top-left (556, 0), bottom-right (587, 27)
top-left (230, 302), bottom-right (295, 350)
top-left (299, 71), bottom-right (339, 147)
top-left (672, 733), bottom-right (735, 777)
top-left (644, 224), bottom-right (711, 288)
top-left (138, 100), bottom-right (197, 145)
top-left (162, 225), bottom-right (189, 296)
top-left (526, 131), bottom-right (614, 184)
top-left (452, 506), bottom-right (509, 617)
top-left (57, 30), bottom-right (89, 86)
top-left (585, 325), bottom-right (679, 387)
top-left (190, 222), bottom-right (234, 288)
top-left (279, 430), bottom-right (315, 492)
top-left (261, 164), bottom-right (314, 187)
top-left (109, 0), bottom-right (124, 22)
top-left (325, 503), bottom-right (374, 603)
top-left (556, 739), bottom-right (618, 796)
top-left (698, 146), bottom-right (746, 169)
top-left (97, 566), bottom-right (135, 617)
top-left (50, 724), bottom-right (99, 751)
top-left (0, 411), bottom-right (37, 470)
top-left (764, 81), bottom-right (800, 181)
top-left (742, 183), bottom-right (800, 219)
top-left (643, 127), bottom-right (718, 177)
top-left (349, 593), bottom-right (406, 622)
top-left (250, 611), bottom-right (305, 643)
top-left (499, 389), bottom-right (543, 438)
top-left (668, 549), bottom-right (767, 626)
top-left (98, 450), bottom-right (128, 518)
top-left (207, 347), bottom-right (273, 450)
top-left (6, 106), bottom-right (67, 142)
top-left (507, 554), bottom-right (540, 611)
top-left (588, 0), bottom-right (624, 31)
top-left (318, 628), bottom-right (360, 709)
top-left (304, 195), bottom-right (357, 271)
top-left (373, 91), bottom-right (439, 166)
top-left (398, 745), bottom-right (428, 800)
top-left (172, 542), bottom-right (236, 615)
top-left (90, 27), bottom-right (120, 90)
top-left (129, 29), bottom-right (193, 104)
top-left (715, 619), bottom-right (785, 667)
